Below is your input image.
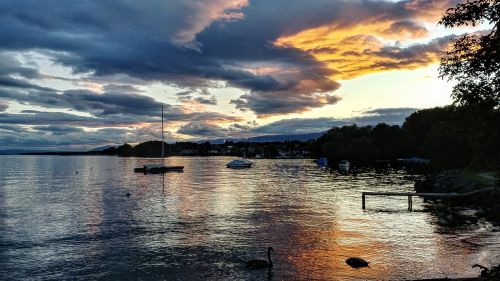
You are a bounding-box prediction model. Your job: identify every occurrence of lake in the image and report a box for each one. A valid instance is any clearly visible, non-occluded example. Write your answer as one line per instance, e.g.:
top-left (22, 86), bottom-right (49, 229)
top-left (1, 156), bottom-right (499, 280)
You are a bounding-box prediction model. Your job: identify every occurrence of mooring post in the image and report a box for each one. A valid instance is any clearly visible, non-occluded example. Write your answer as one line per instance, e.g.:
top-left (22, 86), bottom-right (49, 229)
top-left (408, 195), bottom-right (413, 211)
top-left (362, 193), bottom-right (366, 209)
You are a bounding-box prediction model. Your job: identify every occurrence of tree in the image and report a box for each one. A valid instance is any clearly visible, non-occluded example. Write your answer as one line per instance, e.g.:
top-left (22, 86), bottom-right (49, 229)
top-left (439, 0), bottom-right (500, 110)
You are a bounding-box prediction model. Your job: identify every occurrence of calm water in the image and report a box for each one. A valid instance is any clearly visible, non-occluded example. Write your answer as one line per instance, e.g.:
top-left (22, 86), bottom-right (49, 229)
top-left (1, 156), bottom-right (499, 280)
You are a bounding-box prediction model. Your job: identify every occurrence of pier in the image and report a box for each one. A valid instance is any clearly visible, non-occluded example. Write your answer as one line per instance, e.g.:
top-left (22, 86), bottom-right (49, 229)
top-left (362, 188), bottom-right (493, 211)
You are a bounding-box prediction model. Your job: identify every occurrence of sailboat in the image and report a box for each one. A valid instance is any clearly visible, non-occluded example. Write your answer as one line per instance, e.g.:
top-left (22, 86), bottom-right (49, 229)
top-left (134, 105), bottom-right (184, 173)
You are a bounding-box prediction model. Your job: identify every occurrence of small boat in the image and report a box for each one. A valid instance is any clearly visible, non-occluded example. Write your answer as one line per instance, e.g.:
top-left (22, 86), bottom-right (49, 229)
top-left (134, 164), bottom-right (184, 173)
top-left (226, 159), bottom-right (253, 168)
top-left (133, 106), bottom-right (184, 173)
top-left (317, 157), bottom-right (328, 167)
top-left (338, 160), bottom-right (350, 170)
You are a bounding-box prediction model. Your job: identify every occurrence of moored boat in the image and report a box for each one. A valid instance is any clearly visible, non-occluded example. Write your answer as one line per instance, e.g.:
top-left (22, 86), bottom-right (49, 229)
top-left (134, 164), bottom-right (184, 173)
top-left (226, 159), bottom-right (253, 168)
top-left (133, 106), bottom-right (184, 173)
top-left (317, 157), bottom-right (328, 167)
top-left (338, 160), bottom-right (350, 171)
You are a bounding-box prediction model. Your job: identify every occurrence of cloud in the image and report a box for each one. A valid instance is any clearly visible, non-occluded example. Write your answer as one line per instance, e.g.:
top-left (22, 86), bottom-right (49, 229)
top-left (0, 124), bottom-right (154, 150)
top-left (177, 121), bottom-right (228, 137)
top-left (251, 107), bottom-right (418, 135)
top-left (0, 101), bottom-right (8, 112)
top-left (274, 0), bottom-right (459, 79)
top-left (0, 0), bottom-right (379, 116)
top-left (194, 95), bottom-right (218, 105)
top-left (175, 88), bottom-right (218, 105)
top-left (33, 125), bottom-right (85, 135)
top-left (177, 107), bottom-right (418, 138)
top-left (0, 0), bottom-right (463, 146)
top-left (231, 91), bottom-right (341, 117)
top-left (0, 52), bottom-right (40, 79)
top-left (0, 109), bottom-right (242, 128)
top-left (383, 21), bottom-right (429, 38)
top-left (167, 0), bottom-right (248, 50)
top-left (0, 107), bottom-right (418, 147)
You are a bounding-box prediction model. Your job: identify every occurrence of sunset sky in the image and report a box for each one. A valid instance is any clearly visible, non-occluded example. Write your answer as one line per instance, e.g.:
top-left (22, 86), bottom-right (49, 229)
top-left (0, 0), bottom-right (482, 150)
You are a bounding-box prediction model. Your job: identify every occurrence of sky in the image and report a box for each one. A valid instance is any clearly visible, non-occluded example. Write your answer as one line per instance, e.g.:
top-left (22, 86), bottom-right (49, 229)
top-left (0, 0), bottom-right (479, 150)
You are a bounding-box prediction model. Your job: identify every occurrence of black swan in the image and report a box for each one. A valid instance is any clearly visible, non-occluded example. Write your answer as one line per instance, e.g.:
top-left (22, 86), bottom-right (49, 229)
top-left (346, 257), bottom-right (370, 268)
top-left (246, 247), bottom-right (273, 269)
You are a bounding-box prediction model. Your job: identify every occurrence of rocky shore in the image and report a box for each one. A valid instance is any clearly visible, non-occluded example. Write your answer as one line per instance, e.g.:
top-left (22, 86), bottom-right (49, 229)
top-left (415, 169), bottom-right (500, 224)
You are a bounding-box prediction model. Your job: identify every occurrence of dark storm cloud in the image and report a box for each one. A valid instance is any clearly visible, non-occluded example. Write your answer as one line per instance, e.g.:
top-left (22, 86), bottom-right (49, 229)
top-left (0, 76), bottom-right (52, 91)
top-left (0, 86), bottom-right (170, 117)
top-left (0, 124), bottom-right (26, 133)
top-left (177, 121), bottom-right (227, 137)
top-left (0, 0), bottom-right (347, 116)
top-left (33, 125), bottom-right (85, 135)
top-left (0, 52), bottom-right (40, 79)
top-left (231, 91), bottom-right (341, 117)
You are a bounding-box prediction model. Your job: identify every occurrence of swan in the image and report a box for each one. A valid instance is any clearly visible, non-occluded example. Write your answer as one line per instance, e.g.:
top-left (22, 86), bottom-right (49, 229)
top-left (472, 264), bottom-right (490, 278)
top-left (246, 247), bottom-right (273, 269)
top-left (346, 257), bottom-right (370, 268)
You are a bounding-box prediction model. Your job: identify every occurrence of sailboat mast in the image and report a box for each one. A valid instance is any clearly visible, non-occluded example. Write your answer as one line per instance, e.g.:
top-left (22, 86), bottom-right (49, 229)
top-left (161, 105), bottom-right (164, 165)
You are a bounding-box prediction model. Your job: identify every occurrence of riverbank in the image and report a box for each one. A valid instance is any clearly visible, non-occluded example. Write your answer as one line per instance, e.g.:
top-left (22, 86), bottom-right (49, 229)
top-left (415, 263), bottom-right (500, 280)
top-left (415, 169), bottom-right (499, 224)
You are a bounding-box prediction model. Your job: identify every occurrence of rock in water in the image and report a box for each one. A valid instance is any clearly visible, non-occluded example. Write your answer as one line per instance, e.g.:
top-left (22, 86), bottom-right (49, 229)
top-left (346, 257), bottom-right (370, 268)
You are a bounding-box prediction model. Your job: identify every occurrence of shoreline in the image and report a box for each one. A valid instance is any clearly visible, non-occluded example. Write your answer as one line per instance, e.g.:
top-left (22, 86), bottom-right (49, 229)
top-left (415, 169), bottom-right (499, 225)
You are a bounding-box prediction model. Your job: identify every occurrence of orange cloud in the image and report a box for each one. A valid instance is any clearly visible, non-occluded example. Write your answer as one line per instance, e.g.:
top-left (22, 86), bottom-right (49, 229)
top-left (274, 0), bottom-right (457, 80)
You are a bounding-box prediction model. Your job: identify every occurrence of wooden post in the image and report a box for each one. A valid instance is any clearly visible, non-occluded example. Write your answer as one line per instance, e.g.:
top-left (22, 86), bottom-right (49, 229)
top-left (362, 193), bottom-right (366, 209)
top-left (408, 195), bottom-right (412, 211)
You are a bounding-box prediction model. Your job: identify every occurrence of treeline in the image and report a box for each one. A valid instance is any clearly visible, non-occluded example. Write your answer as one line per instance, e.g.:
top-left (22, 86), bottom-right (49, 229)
top-left (102, 140), bottom-right (311, 159)
top-left (312, 105), bottom-right (500, 171)
top-left (36, 105), bottom-right (498, 173)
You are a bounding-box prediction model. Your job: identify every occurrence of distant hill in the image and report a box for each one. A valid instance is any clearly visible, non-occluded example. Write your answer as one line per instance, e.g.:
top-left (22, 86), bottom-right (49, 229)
top-left (0, 149), bottom-right (50, 155)
top-left (202, 132), bottom-right (325, 144)
top-left (89, 145), bottom-right (116, 152)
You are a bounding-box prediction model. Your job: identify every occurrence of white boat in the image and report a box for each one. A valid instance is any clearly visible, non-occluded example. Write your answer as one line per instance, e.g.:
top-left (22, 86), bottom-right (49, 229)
top-left (338, 160), bottom-right (350, 170)
top-left (134, 106), bottom-right (184, 173)
top-left (226, 159), bottom-right (253, 168)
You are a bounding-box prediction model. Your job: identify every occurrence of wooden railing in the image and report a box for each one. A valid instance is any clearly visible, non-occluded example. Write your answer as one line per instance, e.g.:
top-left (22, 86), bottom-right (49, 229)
top-left (361, 188), bottom-right (494, 211)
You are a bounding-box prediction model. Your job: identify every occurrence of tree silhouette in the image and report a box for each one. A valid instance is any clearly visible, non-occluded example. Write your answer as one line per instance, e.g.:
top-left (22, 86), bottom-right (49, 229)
top-left (439, 0), bottom-right (500, 110)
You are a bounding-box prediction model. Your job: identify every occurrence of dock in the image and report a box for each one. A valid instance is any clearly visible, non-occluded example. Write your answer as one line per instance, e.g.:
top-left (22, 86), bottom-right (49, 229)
top-left (362, 188), bottom-right (493, 211)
